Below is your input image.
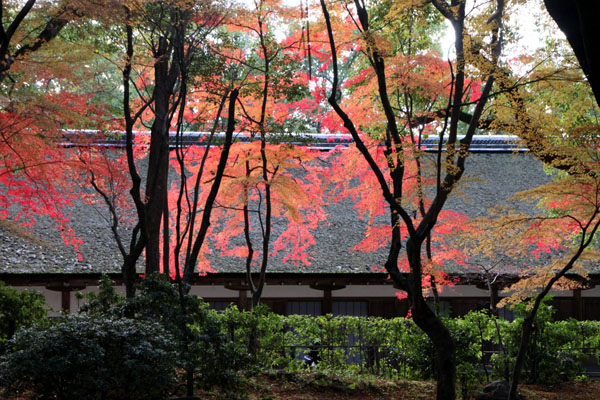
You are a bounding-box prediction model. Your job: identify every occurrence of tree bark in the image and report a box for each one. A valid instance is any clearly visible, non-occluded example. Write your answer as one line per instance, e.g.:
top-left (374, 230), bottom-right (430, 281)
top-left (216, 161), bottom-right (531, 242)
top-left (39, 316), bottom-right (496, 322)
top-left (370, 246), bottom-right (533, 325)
top-left (183, 88), bottom-right (239, 284)
top-left (145, 35), bottom-right (176, 275)
top-left (413, 303), bottom-right (457, 400)
top-left (120, 12), bottom-right (150, 297)
top-left (407, 240), bottom-right (457, 400)
top-left (508, 211), bottom-right (600, 399)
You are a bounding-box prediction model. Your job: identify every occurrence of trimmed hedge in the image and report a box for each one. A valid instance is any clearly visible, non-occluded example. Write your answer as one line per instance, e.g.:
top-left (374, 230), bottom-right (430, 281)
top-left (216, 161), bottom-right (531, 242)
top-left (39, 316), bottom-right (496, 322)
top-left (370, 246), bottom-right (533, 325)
top-left (210, 302), bottom-right (597, 386)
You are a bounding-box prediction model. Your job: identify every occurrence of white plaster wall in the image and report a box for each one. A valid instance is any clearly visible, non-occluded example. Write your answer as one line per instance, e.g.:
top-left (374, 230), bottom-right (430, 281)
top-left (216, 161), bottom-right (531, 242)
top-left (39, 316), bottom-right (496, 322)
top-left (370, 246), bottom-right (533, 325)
top-left (583, 287), bottom-right (600, 297)
top-left (189, 285), bottom-right (238, 298)
top-left (435, 285), bottom-right (489, 297)
top-left (260, 284), bottom-right (323, 298)
top-left (12, 286), bottom-right (63, 316)
top-left (332, 285), bottom-right (399, 298)
top-left (9, 281), bottom-right (598, 317)
top-left (499, 287), bottom-right (574, 298)
top-left (547, 289), bottom-right (572, 297)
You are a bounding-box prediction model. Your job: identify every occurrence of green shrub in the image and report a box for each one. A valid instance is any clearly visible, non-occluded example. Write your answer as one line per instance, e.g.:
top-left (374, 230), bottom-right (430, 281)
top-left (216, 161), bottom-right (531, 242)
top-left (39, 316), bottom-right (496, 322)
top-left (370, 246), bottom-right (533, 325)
top-left (193, 306), bottom-right (251, 389)
top-left (400, 320), bottom-right (436, 379)
top-left (124, 274), bottom-right (249, 391)
top-left (77, 274), bottom-right (124, 315)
top-left (218, 304), bottom-right (286, 372)
top-left (216, 307), bottom-right (483, 384)
top-left (0, 314), bottom-right (176, 400)
top-left (202, 302), bottom-right (600, 387)
top-left (0, 281), bottom-right (47, 346)
top-left (490, 299), bottom-right (584, 384)
top-left (445, 316), bottom-right (484, 398)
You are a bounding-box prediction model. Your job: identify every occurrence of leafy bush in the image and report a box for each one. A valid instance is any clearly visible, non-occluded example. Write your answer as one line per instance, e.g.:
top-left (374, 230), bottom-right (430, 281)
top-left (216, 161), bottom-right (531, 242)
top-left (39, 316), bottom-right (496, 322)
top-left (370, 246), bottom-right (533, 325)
top-left (445, 316), bottom-right (484, 397)
top-left (211, 302), bottom-right (599, 388)
top-left (77, 275), bottom-right (249, 393)
top-left (0, 314), bottom-right (176, 400)
top-left (194, 306), bottom-right (251, 390)
top-left (8, 276), bottom-right (593, 398)
top-left (220, 304), bottom-right (285, 372)
top-left (216, 307), bottom-right (482, 384)
top-left (77, 274), bottom-right (124, 315)
top-left (490, 299), bottom-right (584, 384)
top-left (0, 281), bottom-right (47, 346)
top-left (123, 274), bottom-right (249, 391)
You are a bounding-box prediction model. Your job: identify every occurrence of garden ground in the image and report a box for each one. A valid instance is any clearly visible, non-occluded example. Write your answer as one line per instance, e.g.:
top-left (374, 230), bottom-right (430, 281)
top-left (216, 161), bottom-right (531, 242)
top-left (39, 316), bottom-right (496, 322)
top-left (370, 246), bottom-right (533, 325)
top-left (3, 373), bottom-right (600, 399)
top-left (194, 373), bottom-right (600, 400)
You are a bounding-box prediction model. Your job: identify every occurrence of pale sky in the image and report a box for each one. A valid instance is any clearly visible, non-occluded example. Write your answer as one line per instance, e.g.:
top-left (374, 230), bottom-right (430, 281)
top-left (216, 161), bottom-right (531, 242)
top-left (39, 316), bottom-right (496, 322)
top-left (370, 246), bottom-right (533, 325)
top-left (442, 2), bottom-right (555, 60)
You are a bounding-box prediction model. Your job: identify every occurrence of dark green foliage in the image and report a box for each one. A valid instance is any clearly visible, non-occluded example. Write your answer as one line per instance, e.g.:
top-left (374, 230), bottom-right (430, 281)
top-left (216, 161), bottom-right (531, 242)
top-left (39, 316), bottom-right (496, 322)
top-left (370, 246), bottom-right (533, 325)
top-left (77, 274), bottom-right (124, 316)
top-left (217, 308), bottom-right (482, 382)
top-left (212, 303), bottom-right (596, 392)
top-left (490, 299), bottom-right (584, 384)
top-left (192, 306), bottom-right (250, 390)
top-left (3, 277), bottom-right (594, 399)
top-left (0, 315), bottom-right (176, 400)
top-left (0, 281), bottom-right (47, 345)
top-left (444, 317), bottom-right (483, 398)
top-left (77, 275), bottom-right (248, 394)
top-left (122, 274), bottom-right (248, 392)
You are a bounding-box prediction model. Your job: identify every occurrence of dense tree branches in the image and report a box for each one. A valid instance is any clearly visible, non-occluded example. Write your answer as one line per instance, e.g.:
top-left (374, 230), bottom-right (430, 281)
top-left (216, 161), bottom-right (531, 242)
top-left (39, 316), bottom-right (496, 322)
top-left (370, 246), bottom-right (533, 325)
top-left (319, 0), bottom-right (506, 398)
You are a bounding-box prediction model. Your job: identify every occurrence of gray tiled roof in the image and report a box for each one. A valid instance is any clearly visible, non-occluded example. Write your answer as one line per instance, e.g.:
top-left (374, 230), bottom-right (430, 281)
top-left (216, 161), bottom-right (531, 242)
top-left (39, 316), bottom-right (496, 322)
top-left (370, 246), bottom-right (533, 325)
top-left (0, 151), bottom-right (551, 274)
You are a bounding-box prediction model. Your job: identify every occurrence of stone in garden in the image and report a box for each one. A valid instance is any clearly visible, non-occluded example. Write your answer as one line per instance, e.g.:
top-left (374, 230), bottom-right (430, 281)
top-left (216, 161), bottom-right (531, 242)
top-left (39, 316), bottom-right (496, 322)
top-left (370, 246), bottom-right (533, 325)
top-left (475, 380), bottom-right (525, 400)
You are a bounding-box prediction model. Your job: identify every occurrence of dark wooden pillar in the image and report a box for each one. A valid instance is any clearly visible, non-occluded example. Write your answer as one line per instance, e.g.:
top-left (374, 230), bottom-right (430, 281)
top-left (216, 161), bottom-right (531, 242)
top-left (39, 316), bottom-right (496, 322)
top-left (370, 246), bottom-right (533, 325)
top-left (323, 288), bottom-right (332, 315)
top-left (573, 288), bottom-right (583, 320)
top-left (224, 281), bottom-right (250, 310)
top-left (46, 282), bottom-right (86, 313)
top-left (238, 289), bottom-right (248, 311)
top-left (61, 290), bottom-right (70, 312)
top-left (309, 282), bottom-right (345, 315)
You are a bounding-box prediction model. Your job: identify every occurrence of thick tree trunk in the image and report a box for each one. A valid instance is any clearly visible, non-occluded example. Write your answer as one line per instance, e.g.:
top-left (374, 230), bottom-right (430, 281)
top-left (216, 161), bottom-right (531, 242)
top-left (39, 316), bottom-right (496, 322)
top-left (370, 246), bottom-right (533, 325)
top-left (407, 241), bottom-right (457, 400)
top-left (145, 61), bottom-right (171, 274)
top-left (122, 255), bottom-right (137, 298)
top-left (145, 35), bottom-right (178, 275)
top-left (144, 131), bottom-right (169, 275)
top-left (413, 302), bottom-right (457, 400)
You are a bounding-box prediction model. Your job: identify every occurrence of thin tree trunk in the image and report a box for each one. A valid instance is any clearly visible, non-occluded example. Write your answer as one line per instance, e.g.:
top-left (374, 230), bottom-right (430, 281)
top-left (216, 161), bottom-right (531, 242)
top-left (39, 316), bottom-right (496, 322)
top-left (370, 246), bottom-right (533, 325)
top-left (509, 209), bottom-right (600, 399)
top-left (163, 195), bottom-right (170, 276)
top-left (120, 10), bottom-right (150, 297)
top-left (183, 88), bottom-right (239, 284)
